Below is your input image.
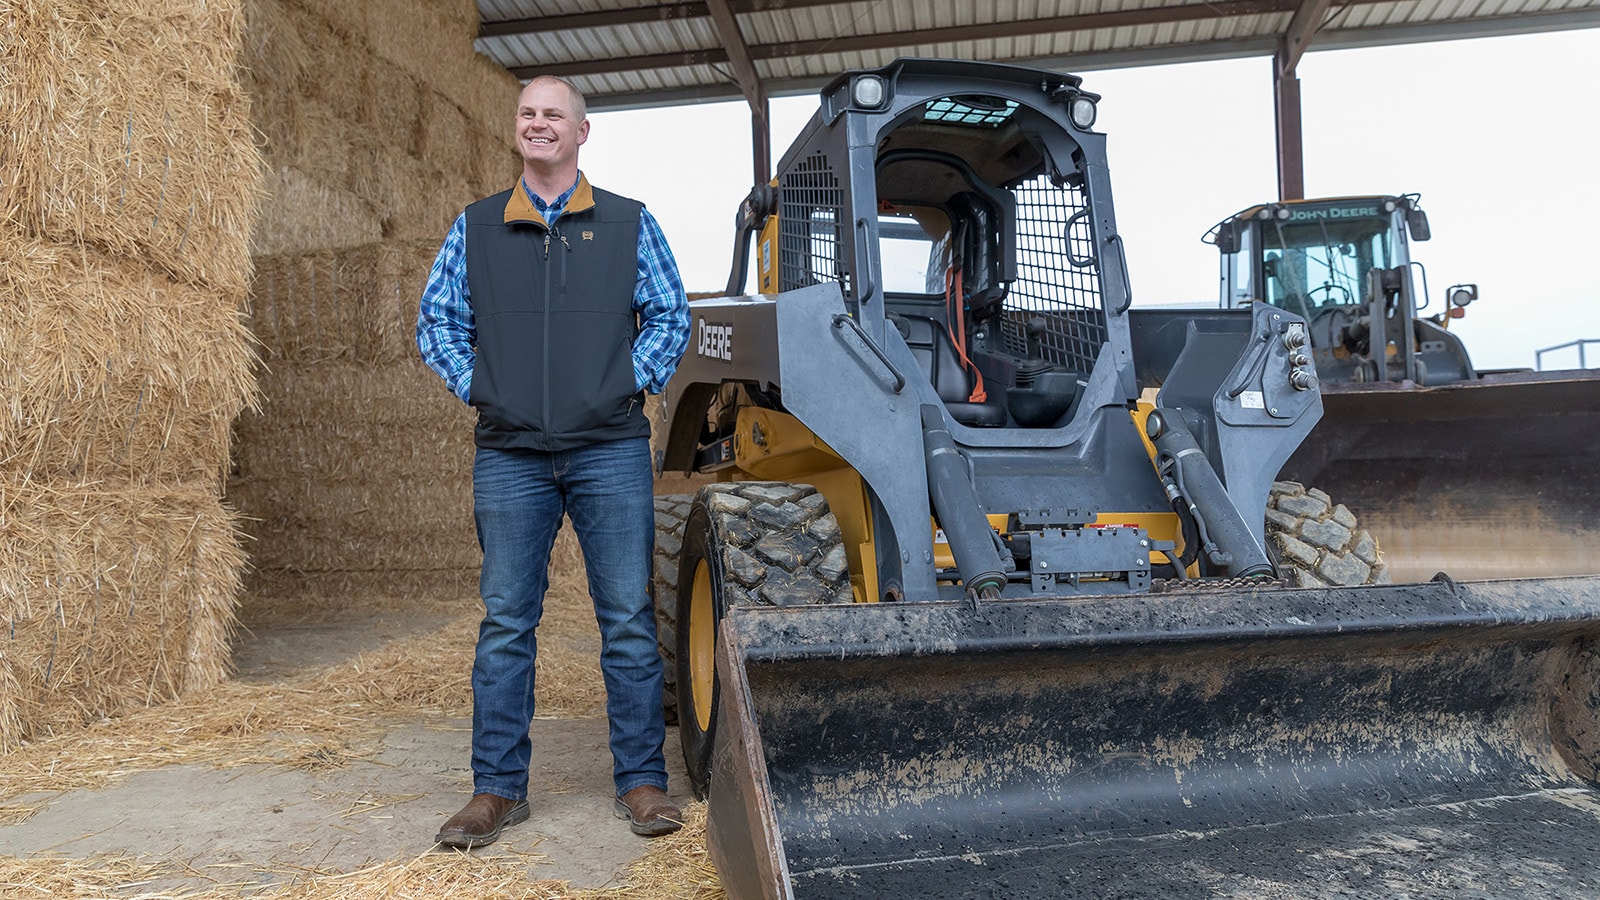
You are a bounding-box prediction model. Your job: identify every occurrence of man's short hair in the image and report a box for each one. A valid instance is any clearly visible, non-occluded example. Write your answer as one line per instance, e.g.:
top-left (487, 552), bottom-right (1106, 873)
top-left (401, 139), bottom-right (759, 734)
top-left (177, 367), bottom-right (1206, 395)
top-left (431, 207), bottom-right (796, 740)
top-left (523, 75), bottom-right (587, 121)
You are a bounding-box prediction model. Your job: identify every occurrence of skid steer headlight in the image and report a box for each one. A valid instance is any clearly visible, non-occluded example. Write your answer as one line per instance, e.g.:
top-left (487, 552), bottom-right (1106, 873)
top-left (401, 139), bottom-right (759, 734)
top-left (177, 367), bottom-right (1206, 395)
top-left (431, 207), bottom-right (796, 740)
top-left (852, 75), bottom-right (887, 109)
top-left (1069, 96), bottom-right (1097, 129)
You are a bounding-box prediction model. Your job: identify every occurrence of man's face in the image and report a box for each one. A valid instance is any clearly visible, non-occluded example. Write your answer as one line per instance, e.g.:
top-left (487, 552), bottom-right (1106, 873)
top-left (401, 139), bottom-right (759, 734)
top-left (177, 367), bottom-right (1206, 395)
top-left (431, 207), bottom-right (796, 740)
top-left (515, 79), bottom-right (589, 172)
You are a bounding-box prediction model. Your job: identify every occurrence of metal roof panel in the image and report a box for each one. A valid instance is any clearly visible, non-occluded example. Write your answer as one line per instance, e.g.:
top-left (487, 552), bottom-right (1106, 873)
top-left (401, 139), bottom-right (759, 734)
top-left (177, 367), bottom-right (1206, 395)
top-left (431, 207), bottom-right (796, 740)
top-left (474, 0), bottom-right (1600, 108)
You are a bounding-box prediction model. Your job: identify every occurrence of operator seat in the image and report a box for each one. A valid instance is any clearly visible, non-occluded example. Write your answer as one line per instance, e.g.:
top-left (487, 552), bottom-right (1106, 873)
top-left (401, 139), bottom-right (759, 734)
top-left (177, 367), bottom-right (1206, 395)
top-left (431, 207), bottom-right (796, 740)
top-left (891, 311), bottom-right (1008, 427)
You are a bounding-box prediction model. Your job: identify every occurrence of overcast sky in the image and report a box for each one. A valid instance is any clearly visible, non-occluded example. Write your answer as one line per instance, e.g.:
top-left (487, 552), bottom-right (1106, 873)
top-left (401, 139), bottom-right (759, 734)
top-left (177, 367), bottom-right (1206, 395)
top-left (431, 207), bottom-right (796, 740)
top-left (579, 28), bottom-right (1600, 371)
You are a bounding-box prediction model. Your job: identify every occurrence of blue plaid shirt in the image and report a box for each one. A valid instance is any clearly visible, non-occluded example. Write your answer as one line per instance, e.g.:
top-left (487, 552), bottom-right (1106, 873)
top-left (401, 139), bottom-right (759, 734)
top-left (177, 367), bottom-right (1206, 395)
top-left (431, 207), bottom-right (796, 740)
top-left (416, 176), bottom-right (690, 403)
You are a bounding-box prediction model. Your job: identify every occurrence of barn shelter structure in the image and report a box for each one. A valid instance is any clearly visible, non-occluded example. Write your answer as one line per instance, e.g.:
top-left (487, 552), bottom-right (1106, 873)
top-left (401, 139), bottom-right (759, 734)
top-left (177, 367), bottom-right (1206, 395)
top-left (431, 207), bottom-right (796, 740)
top-left (0, 0), bottom-right (1595, 894)
top-left (471, 0), bottom-right (1600, 197)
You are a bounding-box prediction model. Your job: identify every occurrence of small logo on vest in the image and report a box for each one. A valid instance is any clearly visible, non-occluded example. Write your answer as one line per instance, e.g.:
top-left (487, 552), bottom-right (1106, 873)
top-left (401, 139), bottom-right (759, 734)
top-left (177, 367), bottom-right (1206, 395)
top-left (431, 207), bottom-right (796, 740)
top-left (582, 230), bottom-right (595, 241)
top-left (696, 317), bottom-right (733, 363)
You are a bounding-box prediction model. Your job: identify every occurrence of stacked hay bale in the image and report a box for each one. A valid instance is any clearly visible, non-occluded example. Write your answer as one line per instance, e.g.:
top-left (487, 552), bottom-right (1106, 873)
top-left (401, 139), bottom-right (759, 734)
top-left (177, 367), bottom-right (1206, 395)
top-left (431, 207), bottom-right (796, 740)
top-left (229, 0), bottom-right (521, 603)
top-left (0, 0), bottom-right (263, 748)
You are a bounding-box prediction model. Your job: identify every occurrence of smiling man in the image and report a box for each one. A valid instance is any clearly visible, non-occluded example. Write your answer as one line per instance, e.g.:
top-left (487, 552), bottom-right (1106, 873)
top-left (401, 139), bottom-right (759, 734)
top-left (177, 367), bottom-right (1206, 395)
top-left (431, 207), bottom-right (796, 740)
top-left (416, 75), bottom-right (690, 847)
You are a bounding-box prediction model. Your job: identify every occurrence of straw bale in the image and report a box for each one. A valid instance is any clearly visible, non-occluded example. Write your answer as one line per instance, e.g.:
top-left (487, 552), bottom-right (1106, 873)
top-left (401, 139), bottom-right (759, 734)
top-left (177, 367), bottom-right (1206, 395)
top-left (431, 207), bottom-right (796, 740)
top-left (246, 71), bottom-right (303, 162)
top-left (254, 166), bottom-right (383, 256)
top-left (0, 232), bottom-right (258, 486)
top-left (240, 359), bottom-right (459, 422)
top-left (282, 0), bottom-right (369, 44)
top-left (296, 14), bottom-right (371, 124)
top-left (362, 57), bottom-right (427, 155)
top-left (246, 241), bottom-right (440, 364)
top-left (366, 0), bottom-right (476, 74)
top-left (448, 51), bottom-right (523, 141)
top-left (283, 96), bottom-right (362, 196)
top-left (233, 417), bottom-right (471, 484)
top-left (240, 0), bottom-right (310, 94)
top-left (348, 146), bottom-right (475, 243)
top-left (419, 0), bottom-right (482, 37)
top-left (363, 2), bottom-right (515, 140)
top-left (224, 358), bottom-right (484, 597)
top-left (471, 126), bottom-right (520, 197)
top-left (419, 92), bottom-right (475, 172)
top-left (2, 560), bottom-right (599, 800)
top-left (245, 521), bottom-right (479, 574)
top-left (245, 566), bottom-right (479, 602)
top-left (239, 509), bottom-right (588, 586)
top-left (1, 0), bottom-right (265, 294)
top-left (0, 483), bottom-right (245, 752)
top-left (230, 360), bottom-right (465, 455)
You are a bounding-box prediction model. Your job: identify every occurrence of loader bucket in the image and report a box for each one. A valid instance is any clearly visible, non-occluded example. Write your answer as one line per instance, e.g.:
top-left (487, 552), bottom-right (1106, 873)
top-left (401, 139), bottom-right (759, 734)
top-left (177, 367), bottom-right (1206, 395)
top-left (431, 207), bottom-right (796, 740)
top-left (1279, 370), bottom-right (1600, 582)
top-left (707, 575), bottom-right (1600, 899)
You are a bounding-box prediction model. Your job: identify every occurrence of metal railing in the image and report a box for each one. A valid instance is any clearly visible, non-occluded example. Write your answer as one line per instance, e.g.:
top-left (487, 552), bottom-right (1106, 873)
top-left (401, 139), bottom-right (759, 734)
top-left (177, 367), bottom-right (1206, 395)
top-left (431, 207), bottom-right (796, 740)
top-left (1536, 339), bottom-right (1600, 371)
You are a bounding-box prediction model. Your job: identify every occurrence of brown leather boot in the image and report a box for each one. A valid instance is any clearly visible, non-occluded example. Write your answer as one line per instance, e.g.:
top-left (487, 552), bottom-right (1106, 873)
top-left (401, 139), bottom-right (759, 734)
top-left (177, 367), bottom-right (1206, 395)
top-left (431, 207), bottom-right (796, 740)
top-left (613, 785), bottom-right (683, 836)
top-left (435, 793), bottom-right (530, 848)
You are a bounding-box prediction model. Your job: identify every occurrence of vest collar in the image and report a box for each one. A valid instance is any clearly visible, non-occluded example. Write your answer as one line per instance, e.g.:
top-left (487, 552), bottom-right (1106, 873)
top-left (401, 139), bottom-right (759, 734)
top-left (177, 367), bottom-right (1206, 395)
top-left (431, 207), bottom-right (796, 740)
top-left (502, 173), bottom-right (596, 227)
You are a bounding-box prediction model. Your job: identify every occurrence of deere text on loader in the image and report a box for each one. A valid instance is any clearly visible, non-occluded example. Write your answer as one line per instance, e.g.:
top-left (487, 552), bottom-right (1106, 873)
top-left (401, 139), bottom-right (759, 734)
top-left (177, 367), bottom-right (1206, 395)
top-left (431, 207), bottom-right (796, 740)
top-left (652, 61), bottom-right (1600, 899)
top-left (1207, 196), bottom-right (1600, 581)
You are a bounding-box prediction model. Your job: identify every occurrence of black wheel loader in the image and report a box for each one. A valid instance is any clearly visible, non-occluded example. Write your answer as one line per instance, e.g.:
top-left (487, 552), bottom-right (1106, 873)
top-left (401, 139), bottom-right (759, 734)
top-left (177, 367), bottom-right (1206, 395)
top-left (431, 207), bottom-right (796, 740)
top-left (1207, 196), bottom-right (1600, 581)
top-left (651, 59), bottom-right (1600, 899)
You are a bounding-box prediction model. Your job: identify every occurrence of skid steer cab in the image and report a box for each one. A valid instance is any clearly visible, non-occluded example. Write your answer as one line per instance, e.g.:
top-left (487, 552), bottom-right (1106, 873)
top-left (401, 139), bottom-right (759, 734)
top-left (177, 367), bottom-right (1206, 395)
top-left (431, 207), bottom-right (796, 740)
top-left (649, 59), bottom-right (1600, 900)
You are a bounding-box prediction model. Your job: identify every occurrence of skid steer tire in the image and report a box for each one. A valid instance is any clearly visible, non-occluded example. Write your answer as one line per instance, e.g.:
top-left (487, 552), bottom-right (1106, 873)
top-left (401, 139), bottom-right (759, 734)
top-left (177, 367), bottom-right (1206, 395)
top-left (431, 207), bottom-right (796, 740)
top-left (650, 494), bottom-right (693, 728)
top-left (1265, 480), bottom-right (1392, 587)
top-left (676, 482), bottom-right (852, 799)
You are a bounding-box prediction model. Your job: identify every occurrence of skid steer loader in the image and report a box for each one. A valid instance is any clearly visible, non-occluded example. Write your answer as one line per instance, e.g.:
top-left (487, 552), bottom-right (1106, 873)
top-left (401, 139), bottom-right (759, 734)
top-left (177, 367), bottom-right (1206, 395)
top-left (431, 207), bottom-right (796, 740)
top-left (650, 59), bottom-right (1600, 899)
top-left (1206, 196), bottom-right (1600, 581)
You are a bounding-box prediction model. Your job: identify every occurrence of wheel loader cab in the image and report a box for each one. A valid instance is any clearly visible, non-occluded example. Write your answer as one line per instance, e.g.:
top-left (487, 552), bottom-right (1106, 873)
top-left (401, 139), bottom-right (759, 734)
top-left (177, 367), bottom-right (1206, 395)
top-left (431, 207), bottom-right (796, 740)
top-left (1212, 194), bottom-right (1475, 384)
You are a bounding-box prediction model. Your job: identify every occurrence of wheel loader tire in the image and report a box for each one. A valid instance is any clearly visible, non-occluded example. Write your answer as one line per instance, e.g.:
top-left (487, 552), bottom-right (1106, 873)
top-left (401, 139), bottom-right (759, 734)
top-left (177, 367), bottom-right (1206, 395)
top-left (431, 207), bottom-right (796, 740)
top-left (650, 494), bottom-right (693, 728)
top-left (677, 482), bottom-right (852, 799)
top-left (1265, 480), bottom-right (1392, 587)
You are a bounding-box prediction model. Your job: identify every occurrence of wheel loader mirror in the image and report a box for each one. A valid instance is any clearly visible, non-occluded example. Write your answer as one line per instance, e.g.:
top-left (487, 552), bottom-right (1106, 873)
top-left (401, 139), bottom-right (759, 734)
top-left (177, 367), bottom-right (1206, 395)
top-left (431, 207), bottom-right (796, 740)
top-left (1214, 222), bottom-right (1239, 254)
top-left (1406, 208), bottom-right (1432, 242)
top-left (1448, 283), bottom-right (1478, 307)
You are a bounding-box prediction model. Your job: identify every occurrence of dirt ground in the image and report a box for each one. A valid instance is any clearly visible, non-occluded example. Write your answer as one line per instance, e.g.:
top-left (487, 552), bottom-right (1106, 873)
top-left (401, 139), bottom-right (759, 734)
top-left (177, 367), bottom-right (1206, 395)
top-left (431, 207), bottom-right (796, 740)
top-left (0, 599), bottom-right (697, 897)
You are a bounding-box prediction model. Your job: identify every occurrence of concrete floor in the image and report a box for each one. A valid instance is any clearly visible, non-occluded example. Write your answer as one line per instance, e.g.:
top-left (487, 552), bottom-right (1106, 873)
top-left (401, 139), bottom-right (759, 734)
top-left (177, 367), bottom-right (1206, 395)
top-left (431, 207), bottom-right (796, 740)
top-left (0, 609), bottom-right (692, 894)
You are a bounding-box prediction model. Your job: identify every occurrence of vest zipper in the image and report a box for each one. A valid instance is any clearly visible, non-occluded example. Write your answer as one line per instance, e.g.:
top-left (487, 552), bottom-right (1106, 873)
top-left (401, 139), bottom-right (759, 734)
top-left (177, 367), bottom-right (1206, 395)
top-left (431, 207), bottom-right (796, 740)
top-left (541, 223), bottom-right (572, 438)
top-left (553, 225), bottom-right (570, 291)
top-left (542, 225), bottom-right (552, 439)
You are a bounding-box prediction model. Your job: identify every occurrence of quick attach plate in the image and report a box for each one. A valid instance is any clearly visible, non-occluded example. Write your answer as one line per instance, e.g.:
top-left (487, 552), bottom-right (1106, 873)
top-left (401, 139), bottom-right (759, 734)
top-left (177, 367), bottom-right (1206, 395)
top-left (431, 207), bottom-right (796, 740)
top-left (1029, 526), bottom-right (1154, 594)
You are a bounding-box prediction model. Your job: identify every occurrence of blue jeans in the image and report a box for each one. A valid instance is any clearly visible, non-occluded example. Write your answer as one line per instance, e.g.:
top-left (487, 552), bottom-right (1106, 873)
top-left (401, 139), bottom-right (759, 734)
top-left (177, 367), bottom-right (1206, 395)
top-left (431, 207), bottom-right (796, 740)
top-left (469, 437), bottom-right (667, 800)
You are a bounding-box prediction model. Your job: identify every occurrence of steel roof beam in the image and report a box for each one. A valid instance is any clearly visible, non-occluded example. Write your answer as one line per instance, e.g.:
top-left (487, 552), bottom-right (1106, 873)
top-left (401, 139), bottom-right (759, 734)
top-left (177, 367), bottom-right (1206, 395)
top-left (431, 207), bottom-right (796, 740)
top-left (479, 0), bottom-right (852, 39)
top-left (705, 0), bottom-right (765, 107)
top-left (1274, 0), bottom-right (1336, 200)
top-left (508, 0), bottom-right (1359, 79)
top-left (704, 0), bottom-right (773, 183)
top-left (1279, 0), bottom-right (1336, 73)
top-left (574, 8), bottom-right (1600, 111)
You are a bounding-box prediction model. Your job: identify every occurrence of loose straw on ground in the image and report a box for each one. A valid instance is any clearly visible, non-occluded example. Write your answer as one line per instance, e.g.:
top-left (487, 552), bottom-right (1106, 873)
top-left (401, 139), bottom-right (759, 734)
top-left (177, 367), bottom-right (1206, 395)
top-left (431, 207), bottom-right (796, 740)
top-left (0, 803), bottom-right (723, 898)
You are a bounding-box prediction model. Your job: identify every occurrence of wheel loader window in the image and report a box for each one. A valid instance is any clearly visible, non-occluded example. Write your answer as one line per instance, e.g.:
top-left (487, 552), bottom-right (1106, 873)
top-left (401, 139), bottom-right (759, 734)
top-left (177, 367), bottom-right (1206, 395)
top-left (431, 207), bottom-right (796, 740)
top-left (1262, 213), bottom-right (1394, 316)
